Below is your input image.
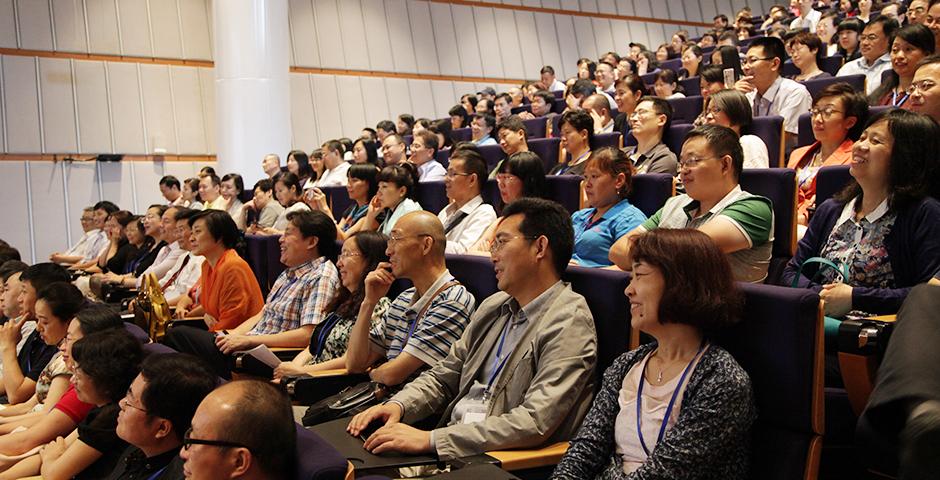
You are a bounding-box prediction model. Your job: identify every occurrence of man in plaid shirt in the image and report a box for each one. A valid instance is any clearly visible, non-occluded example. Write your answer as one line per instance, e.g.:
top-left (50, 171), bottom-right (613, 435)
top-left (164, 210), bottom-right (340, 378)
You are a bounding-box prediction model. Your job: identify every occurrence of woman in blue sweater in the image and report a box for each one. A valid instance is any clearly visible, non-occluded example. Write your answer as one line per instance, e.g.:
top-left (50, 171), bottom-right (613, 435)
top-left (781, 109), bottom-right (940, 318)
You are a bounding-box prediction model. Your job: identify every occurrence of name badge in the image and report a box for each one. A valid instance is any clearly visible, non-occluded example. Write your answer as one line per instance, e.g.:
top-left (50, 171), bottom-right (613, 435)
top-left (459, 398), bottom-right (488, 425)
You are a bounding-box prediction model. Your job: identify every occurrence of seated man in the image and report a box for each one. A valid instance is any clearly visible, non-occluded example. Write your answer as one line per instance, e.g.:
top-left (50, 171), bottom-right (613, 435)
top-left (410, 131), bottom-right (446, 182)
top-left (57, 201), bottom-right (119, 269)
top-left (521, 90), bottom-right (555, 120)
top-left (0, 263), bottom-right (70, 404)
top-left (344, 211), bottom-right (474, 389)
top-left (101, 206), bottom-right (186, 289)
top-left (541, 65), bottom-right (566, 92)
top-left (262, 153), bottom-right (282, 179)
top-left (381, 134), bottom-right (407, 167)
top-left (610, 125), bottom-right (774, 283)
top-left (348, 198), bottom-right (597, 463)
top-left (910, 55), bottom-right (940, 123)
top-left (583, 93), bottom-right (615, 134)
top-left (107, 353), bottom-right (218, 479)
top-left (0, 263), bottom-right (32, 370)
top-left (198, 174), bottom-right (227, 211)
top-left (471, 113), bottom-right (498, 146)
top-left (594, 61), bottom-right (617, 103)
top-left (159, 175), bottom-right (185, 206)
top-left (837, 16), bottom-right (899, 95)
top-left (493, 93), bottom-right (513, 124)
top-left (153, 208), bottom-right (204, 306)
top-left (624, 97), bottom-right (678, 175)
top-left (48, 208), bottom-right (97, 265)
top-left (164, 210), bottom-right (340, 378)
top-left (489, 115), bottom-right (530, 179)
top-left (438, 147), bottom-right (496, 254)
top-left (181, 380), bottom-right (297, 480)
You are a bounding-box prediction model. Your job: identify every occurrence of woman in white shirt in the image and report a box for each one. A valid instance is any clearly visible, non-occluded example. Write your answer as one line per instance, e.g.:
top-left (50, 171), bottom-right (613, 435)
top-left (219, 173), bottom-right (244, 222)
top-left (356, 164), bottom-right (422, 236)
top-left (249, 172), bottom-right (310, 236)
top-left (653, 69), bottom-right (686, 99)
top-left (703, 89), bottom-right (770, 169)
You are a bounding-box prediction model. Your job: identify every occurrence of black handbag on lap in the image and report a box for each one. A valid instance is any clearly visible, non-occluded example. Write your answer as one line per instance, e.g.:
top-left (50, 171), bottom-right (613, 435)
top-left (301, 381), bottom-right (389, 426)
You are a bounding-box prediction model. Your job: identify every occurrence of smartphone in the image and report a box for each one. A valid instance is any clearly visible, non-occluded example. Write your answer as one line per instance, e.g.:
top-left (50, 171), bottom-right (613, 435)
top-left (723, 68), bottom-right (736, 89)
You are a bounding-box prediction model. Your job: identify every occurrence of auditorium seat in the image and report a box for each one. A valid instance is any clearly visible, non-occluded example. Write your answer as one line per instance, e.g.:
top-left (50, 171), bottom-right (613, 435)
top-left (550, 114), bottom-right (563, 137)
top-left (403, 135), bottom-right (413, 146)
top-left (593, 132), bottom-right (622, 149)
top-left (245, 234), bottom-right (271, 296)
top-left (510, 105), bottom-right (532, 115)
top-left (629, 173), bottom-right (676, 218)
top-left (522, 117), bottom-right (548, 139)
top-left (640, 72), bottom-right (658, 85)
top-left (552, 90), bottom-right (564, 99)
top-left (296, 424), bottom-right (349, 480)
top-left (666, 96), bottom-right (704, 125)
top-left (661, 123), bottom-right (695, 157)
top-left (478, 144), bottom-right (508, 171)
top-left (265, 235), bottom-right (286, 291)
top-left (527, 137), bottom-right (562, 172)
top-left (545, 176), bottom-right (583, 214)
top-left (680, 76), bottom-right (702, 97)
top-left (564, 265), bottom-right (633, 374)
top-left (415, 180), bottom-right (448, 214)
top-left (142, 342), bottom-right (177, 355)
top-left (125, 322), bottom-right (150, 344)
top-left (738, 168), bottom-right (798, 284)
top-left (452, 127), bottom-right (472, 143)
top-left (802, 74), bottom-right (865, 101)
top-left (750, 115), bottom-right (785, 167)
top-left (797, 105), bottom-right (892, 148)
top-left (436, 149), bottom-right (451, 168)
top-left (445, 254), bottom-right (499, 304)
top-left (814, 165), bottom-right (852, 206)
top-left (552, 98), bottom-right (566, 114)
top-left (659, 58), bottom-right (683, 72)
top-left (320, 185), bottom-right (354, 221)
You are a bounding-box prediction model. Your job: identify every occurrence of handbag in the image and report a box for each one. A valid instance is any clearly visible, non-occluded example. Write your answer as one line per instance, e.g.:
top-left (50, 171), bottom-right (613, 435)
top-left (301, 381), bottom-right (389, 426)
top-left (133, 273), bottom-right (173, 341)
top-left (791, 256), bottom-right (851, 339)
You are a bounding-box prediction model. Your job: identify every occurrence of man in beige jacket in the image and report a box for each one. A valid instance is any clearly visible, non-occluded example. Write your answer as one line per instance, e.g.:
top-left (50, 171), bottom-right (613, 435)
top-left (348, 198), bottom-right (597, 461)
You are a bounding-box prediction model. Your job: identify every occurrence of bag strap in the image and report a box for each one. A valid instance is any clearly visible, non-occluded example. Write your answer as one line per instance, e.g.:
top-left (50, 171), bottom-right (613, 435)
top-left (403, 280), bottom-right (461, 347)
top-left (791, 256), bottom-right (850, 288)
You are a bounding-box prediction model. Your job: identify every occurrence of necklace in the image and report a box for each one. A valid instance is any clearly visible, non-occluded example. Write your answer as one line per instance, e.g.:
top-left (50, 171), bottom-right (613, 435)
top-left (656, 369), bottom-right (663, 383)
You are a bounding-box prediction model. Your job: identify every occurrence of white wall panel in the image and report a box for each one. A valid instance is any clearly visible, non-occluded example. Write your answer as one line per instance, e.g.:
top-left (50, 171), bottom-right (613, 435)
top-left (39, 57), bottom-right (78, 153)
top-left (494, 11), bottom-right (524, 79)
top-left (428, 3), bottom-right (461, 77)
top-left (559, 0), bottom-right (579, 10)
top-left (28, 161), bottom-right (69, 256)
top-left (197, 68), bottom-right (214, 153)
top-left (360, 0), bottom-right (394, 72)
top-left (592, 18), bottom-right (615, 55)
top-left (149, 0), bottom-right (183, 59)
top-left (451, 4), bottom-right (484, 77)
top-left (337, 0), bottom-right (370, 71)
top-left (407, 79), bottom-right (434, 119)
top-left (0, 0), bottom-right (17, 48)
top-left (429, 81), bottom-right (455, 121)
top-left (52, 0), bottom-right (87, 53)
top-left (131, 161), bottom-right (165, 209)
top-left (98, 162), bottom-right (136, 212)
top-left (515, 11), bottom-right (543, 79)
top-left (16, 0), bottom-right (54, 51)
top-left (288, 0), bottom-right (320, 68)
top-left (533, 12), bottom-right (564, 78)
top-left (553, 15), bottom-right (579, 80)
top-left (335, 76), bottom-right (367, 142)
top-left (312, 0), bottom-right (345, 69)
top-left (85, 0), bottom-right (121, 54)
top-left (311, 74), bottom-right (343, 141)
top-left (117, 0), bottom-right (153, 57)
top-left (289, 72), bottom-right (318, 151)
top-left (571, 16), bottom-right (596, 60)
top-left (407, 0), bottom-right (440, 75)
top-left (596, 0), bottom-right (616, 14)
top-left (107, 62), bottom-right (146, 153)
top-left (163, 161), bottom-right (197, 183)
top-left (179, 0), bottom-right (211, 60)
top-left (473, 7), bottom-right (504, 78)
top-left (541, 0), bottom-right (561, 8)
top-left (139, 64), bottom-right (177, 153)
top-left (170, 66), bottom-right (206, 154)
top-left (0, 162), bottom-right (33, 262)
top-left (609, 18), bottom-right (631, 52)
top-left (64, 161), bottom-right (100, 241)
top-left (2, 56), bottom-right (42, 153)
top-left (384, 0), bottom-right (417, 73)
top-left (359, 76), bottom-right (390, 128)
top-left (383, 77), bottom-right (412, 122)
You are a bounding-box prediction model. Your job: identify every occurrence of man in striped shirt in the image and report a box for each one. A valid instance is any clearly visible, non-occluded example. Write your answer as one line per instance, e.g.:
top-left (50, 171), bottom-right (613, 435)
top-left (344, 211), bottom-right (475, 389)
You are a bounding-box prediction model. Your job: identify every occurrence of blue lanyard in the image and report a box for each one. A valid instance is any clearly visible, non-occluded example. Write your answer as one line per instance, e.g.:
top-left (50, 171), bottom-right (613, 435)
top-left (891, 90), bottom-right (909, 107)
top-left (145, 465), bottom-right (169, 480)
top-left (635, 342), bottom-right (706, 456)
top-left (312, 314), bottom-right (342, 358)
top-left (483, 319), bottom-right (515, 398)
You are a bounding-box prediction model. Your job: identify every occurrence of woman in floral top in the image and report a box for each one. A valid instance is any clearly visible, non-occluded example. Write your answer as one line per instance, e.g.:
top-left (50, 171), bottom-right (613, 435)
top-left (274, 231), bottom-right (390, 379)
top-left (782, 109), bottom-right (940, 319)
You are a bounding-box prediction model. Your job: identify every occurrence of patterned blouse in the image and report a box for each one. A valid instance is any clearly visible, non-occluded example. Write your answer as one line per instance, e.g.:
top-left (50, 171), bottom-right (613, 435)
top-left (305, 297), bottom-right (390, 364)
top-left (819, 197), bottom-right (896, 291)
top-left (36, 352), bottom-right (70, 405)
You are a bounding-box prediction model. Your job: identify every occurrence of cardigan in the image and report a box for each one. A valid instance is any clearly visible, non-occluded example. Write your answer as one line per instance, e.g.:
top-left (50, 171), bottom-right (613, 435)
top-left (552, 343), bottom-right (755, 480)
top-left (780, 196), bottom-right (940, 314)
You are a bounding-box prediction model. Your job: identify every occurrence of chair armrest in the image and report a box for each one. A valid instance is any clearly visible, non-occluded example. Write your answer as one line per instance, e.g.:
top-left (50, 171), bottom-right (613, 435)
top-left (486, 442), bottom-right (569, 471)
top-left (285, 373), bottom-right (371, 404)
top-left (310, 368), bottom-right (350, 377)
top-left (837, 316), bottom-right (897, 416)
top-left (270, 347), bottom-right (304, 361)
top-left (168, 317), bottom-right (209, 330)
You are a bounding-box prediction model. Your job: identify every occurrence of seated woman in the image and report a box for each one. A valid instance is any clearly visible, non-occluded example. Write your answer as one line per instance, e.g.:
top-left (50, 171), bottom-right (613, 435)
top-left (91, 211), bottom-right (138, 275)
top-left (612, 74), bottom-right (649, 137)
top-left (694, 66), bottom-right (729, 126)
top-left (354, 164), bottom-right (422, 236)
top-left (273, 231), bottom-right (390, 379)
top-left (836, 18), bottom-right (864, 62)
top-left (869, 24), bottom-right (935, 108)
top-left (351, 137), bottom-right (382, 167)
top-left (703, 89), bottom-right (770, 169)
top-left (653, 69), bottom-right (685, 99)
top-left (471, 151), bottom-right (548, 253)
top-left (286, 149), bottom-right (316, 190)
top-left (304, 164), bottom-right (379, 240)
top-left (0, 283), bottom-right (83, 427)
top-left (552, 228), bottom-right (755, 479)
top-left (787, 32), bottom-right (832, 82)
top-left (550, 110), bottom-right (594, 176)
top-left (174, 211), bottom-right (265, 332)
top-left (787, 83), bottom-right (868, 229)
top-left (248, 172), bottom-right (310, 236)
top-left (89, 206), bottom-right (166, 299)
top-left (571, 148), bottom-right (647, 267)
top-left (678, 44), bottom-right (703, 80)
top-left (180, 177), bottom-right (203, 210)
top-left (0, 330), bottom-right (142, 480)
top-left (219, 173), bottom-right (244, 221)
top-left (781, 110), bottom-right (940, 322)
top-left (710, 46), bottom-right (744, 80)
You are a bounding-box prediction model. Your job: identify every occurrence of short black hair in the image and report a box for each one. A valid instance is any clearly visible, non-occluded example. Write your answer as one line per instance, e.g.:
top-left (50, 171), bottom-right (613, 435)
top-left (0, 246), bottom-right (20, 264)
top-left (501, 198), bottom-right (574, 276)
top-left (140, 353), bottom-right (218, 441)
top-left (35, 282), bottom-right (84, 324)
top-left (159, 176), bottom-right (181, 190)
top-left (286, 210), bottom-right (339, 262)
top-left (347, 163), bottom-right (380, 198)
top-left (532, 90), bottom-right (555, 107)
top-left (559, 110), bottom-right (595, 149)
top-left (189, 210), bottom-right (240, 249)
top-left (866, 15), bottom-right (900, 45)
top-left (201, 173), bottom-right (221, 187)
top-left (71, 329), bottom-right (143, 402)
top-left (473, 113), bottom-right (496, 131)
top-left (0, 260), bottom-right (28, 283)
top-left (274, 171), bottom-right (303, 197)
top-left (748, 36), bottom-right (788, 65)
top-left (413, 130), bottom-right (439, 155)
top-left (684, 124), bottom-right (745, 180)
top-left (376, 164), bottom-right (419, 200)
top-left (173, 207), bottom-right (198, 224)
top-left (376, 120), bottom-right (396, 134)
top-left (638, 97), bottom-right (675, 132)
top-left (74, 304), bottom-right (124, 335)
top-left (221, 173), bottom-right (244, 194)
top-left (570, 79), bottom-right (597, 98)
top-left (20, 263), bottom-right (71, 293)
top-left (449, 147), bottom-right (488, 194)
top-left (94, 201), bottom-right (120, 215)
top-left (216, 381), bottom-right (297, 478)
top-left (253, 178), bottom-right (274, 194)
top-left (199, 166), bottom-right (216, 177)
top-left (495, 115), bottom-right (528, 141)
top-left (540, 65), bottom-right (555, 75)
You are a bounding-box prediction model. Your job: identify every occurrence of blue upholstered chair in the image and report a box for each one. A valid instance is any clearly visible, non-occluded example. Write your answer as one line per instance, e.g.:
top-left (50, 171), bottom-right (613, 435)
top-left (738, 168), bottom-right (798, 284)
top-left (666, 96), bottom-right (704, 125)
top-left (265, 234), bottom-right (286, 291)
top-left (750, 115), bottom-right (785, 167)
top-left (629, 173), bottom-right (675, 218)
top-left (445, 254), bottom-right (499, 305)
top-left (320, 185), bottom-right (353, 222)
top-left (564, 266), bottom-right (633, 374)
top-left (510, 105), bottom-right (532, 115)
top-left (661, 123), bottom-right (695, 157)
top-left (296, 425), bottom-right (349, 480)
top-left (522, 117), bottom-right (548, 139)
top-left (781, 57), bottom-right (844, 79)
top-left (527, 137), bottom-right (562, 172)
top-left (659, 58), bottom-right (683, 72)
top-left (551, 98), bottom-right (566, 114)
top-left (680, 76), bottom-right (701, 97)
top-left (435, 149), bottom-right (451, 168)
top-left (142, 341), bottom-right (177, 355)
top-left (545, 175), bottom-right (583, 214)
top-left (452, 127), bottom-right (472, 143)
top-left (245, 234), bottom-right (271, 296)
top-left (814, 165), bottom-right (852, 207)
top-left (124, 322), bottom-right (150, 344)
top-left (549, 113), bottom-right (564, 137)
top-left (415, 180), bottom-right (448, 214)
top-left (478, 144), bottom-right (508, 171)
top-left (802, 74), bottom-right (865, 100)
top-left (593, 132), bottom-right (622, 149)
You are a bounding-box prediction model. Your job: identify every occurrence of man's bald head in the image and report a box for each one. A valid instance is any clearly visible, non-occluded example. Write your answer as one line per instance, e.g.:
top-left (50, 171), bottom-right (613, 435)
top-left (397, 211), bottom-right (447, 258)
top-left (583, 94), bottom-right (611, 116)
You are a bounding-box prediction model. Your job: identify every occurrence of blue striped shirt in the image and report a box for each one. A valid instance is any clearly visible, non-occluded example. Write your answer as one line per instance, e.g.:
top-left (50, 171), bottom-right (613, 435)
top-left (369, 270), bottom-right (475, 367)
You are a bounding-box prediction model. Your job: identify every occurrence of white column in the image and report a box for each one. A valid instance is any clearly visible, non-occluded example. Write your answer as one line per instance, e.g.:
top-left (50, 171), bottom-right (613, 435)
top-left (212, 0), bottom-right (290, 186)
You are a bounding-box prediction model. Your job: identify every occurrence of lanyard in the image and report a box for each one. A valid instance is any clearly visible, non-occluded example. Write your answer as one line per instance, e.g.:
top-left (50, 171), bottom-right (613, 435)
top-left (312, 313), bottom-right (343, 358)
top-left (483, 319), bottom-right (515, 400)
top-left (145, 465), bottom-right (169, 480)
top-left (556, 150), bottom-right (591, 175)
top-left (891, 90), bottom-right (909, 107)
top-left (635, 341), bottom-right (706, 456)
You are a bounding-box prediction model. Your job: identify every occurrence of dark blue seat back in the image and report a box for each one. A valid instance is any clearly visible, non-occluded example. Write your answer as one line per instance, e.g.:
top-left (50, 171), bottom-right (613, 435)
top-left (796, 112), bottom-right (814, 148)
top-left (550, 113), bottom-right (564, 137)
top-left (660, 58), bottom-right (682, 72)
top-left (403, 135), bottom-right (413, 146)
top-left (564, 265), bottom-right (633, 375)
top-left (435, 149), bottom-right (451, 168)
top-left (522, 117), bottom-right (548, 139)
top-left (545, 175), bottom-right (582, 214)
top-left (297, 425), bottom-right (348, 480)
top-left (714, 282), bottom-right (822, 480)
top-left (265, 235), bottom-right (286, 290)
top-left (482, 179), bottom-right (501, 212)
top-left (445, 254), bottom-right (499, 305)
top-left (245, 234), bottom-right (271, 296)
top-left (680, 76), bottom-right (701, 97)
top-left (478, 144), bottom-right (507, 172)
top-left (143, 342), bottom-right (177, 355)
top-left (510, 105), bottom-right (532, 115)
top-left (629, 174), bottom-right (674, 218)
top-left (320, 185), bottom-right (354, 221)
top-left (739, 168), bottom-right (797, 259)
top-left (552, 90), bottom-right (564, 99)
top-left (661, 123), bottom-right (695, 157)
top-left (527, 137), bottom-right (561, 172)
top-left (751, 115), bottom-right (785, 167)
top-left (415, 181), bottom-right (448, 214)
top-left (802, 74), bottom-right (865, 100)
top-left (640, 72), bottom-right (658, 85)
top-left (452, 127), bottom-right (472, 143)
top-left (593, 132), bottom-right (621, 149)
top-left (815, 165), bottom-right (852, 206)
top-left (820, 55), bottom-right (844, 76)
top-left (125, 322), bottom-right (150, 343)
top-left (667, 96), bottom-right (704, 125)
top-left (240, 189), bottom-right (254, 203)
top-left (551, 98), bottom-right (566, 114)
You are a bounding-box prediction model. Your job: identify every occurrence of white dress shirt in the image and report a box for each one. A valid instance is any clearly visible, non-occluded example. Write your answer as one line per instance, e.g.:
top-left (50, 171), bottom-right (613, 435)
top-left (136, 241), bottom-right (185, 287)
top-left (438, 195), bottom-right (497, 254)
top-left (745, 76), bottom-right (813, 135)
top-left (160, 253), bottom-right (205, 303)
top-left (314, 161), bottom-right (351, 187)
top-left (418, 160), bottom-right (447, 182)
top-left (790, 9), bottom-right (821, 33)
top-left (81, 229), bottom-right (110, 263)
top-left (836, 53), bottom-right (892, 95)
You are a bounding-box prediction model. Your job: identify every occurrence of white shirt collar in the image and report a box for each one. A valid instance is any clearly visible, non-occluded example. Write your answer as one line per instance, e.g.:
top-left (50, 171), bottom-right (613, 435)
top-left (836, 196), bottom-right (890, 226)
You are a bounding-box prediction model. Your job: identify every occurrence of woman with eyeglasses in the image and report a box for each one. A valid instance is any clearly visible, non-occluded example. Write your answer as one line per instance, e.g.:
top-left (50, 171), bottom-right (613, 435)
top-left (356, 164), bottom-right (422, 236)
top-left (782, 110), bottom-right (940, 323)
top-left (870, 24), bottom-right (936, 108)
top-left (787, 83), bottom-right (869, 229)
top-left (470, 151), bottom-right (548, 254)
top-left (273, 231), bottom-right (391, 380)
top-left (703, 89), bottom-right (769, 169)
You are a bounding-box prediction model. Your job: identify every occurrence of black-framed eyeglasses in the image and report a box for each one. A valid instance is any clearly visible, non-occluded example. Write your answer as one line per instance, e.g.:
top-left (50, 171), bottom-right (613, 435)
top-left (182, 427), bottom-right (252, 451)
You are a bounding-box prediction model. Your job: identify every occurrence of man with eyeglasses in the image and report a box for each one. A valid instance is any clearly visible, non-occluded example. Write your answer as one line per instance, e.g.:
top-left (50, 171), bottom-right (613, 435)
top-left (409, 131), bottom-right (446, 182)
top-left (163, 211), bottom-right (340, 379)
top-left (610, 125), bottom-right (774, 283)
top-left (837, 16), bottom-right (900, 94)
top-left (49, 207), bottom-right (97, 265)
top-left (180, 380), bottom-right (296, 480)
top-left (437, 147), bottom-right (496, 254)
top-left (735, 36), bottom-right (813, 150)
top-left (909, 55), bottom-right (940, 123)
top-left (489, 115), bottom-right (531, 179)
top-left (624, 98), bottom-right (678, 175)
top-left (470, 113), bottom-right (498, 146)
top-left (343, 211), bottom-right (474, 391)
top-left (107, 353), bottom-right (216, 480)
top-left (381, 134), bottom-right (407, 167)
top-left (347, 198), bottom-right (596, 468)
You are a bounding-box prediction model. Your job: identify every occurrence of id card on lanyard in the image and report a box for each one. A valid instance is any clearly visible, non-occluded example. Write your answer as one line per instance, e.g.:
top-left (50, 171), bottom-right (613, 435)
top-left (460, 319), bottom-right (514, 425)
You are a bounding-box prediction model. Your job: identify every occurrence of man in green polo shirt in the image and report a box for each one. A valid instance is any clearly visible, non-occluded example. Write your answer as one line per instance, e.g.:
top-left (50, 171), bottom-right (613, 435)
top-left (609, 124), bottom-right (774, 283)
